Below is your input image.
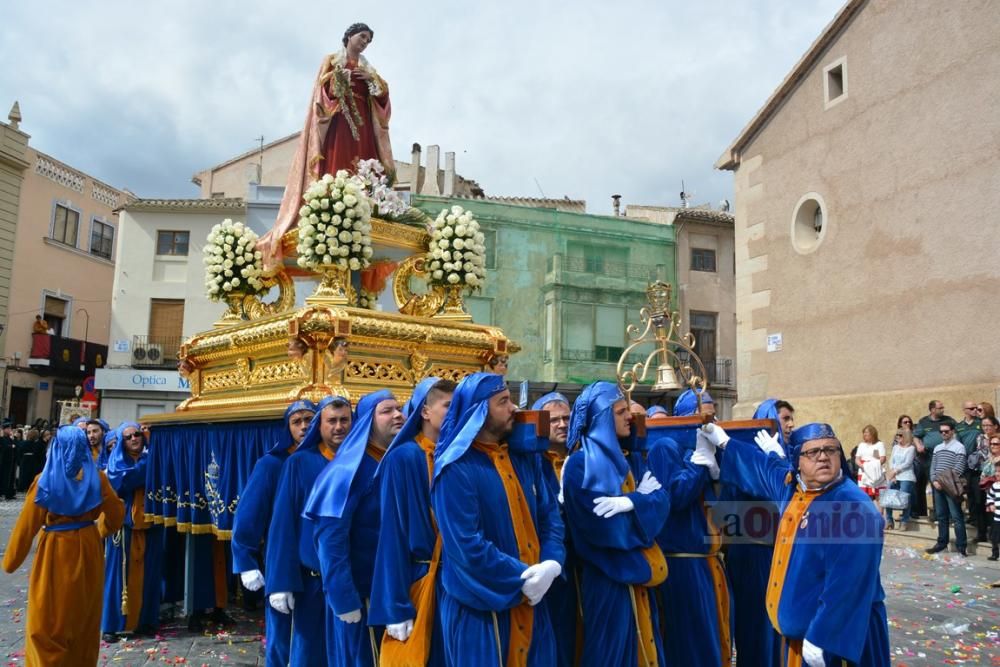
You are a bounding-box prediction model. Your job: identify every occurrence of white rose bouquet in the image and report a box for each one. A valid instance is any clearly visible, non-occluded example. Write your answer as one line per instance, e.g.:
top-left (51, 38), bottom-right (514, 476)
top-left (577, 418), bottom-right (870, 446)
top-left (426, 205), bottom-right (487, 290)
top-left (203, 219), bottom-right (265, 301)
top-left (356, 159), bottom-right (407, 218)
top-left (357, 288), bottom-right (378, 310)
top-left (296, 170), bottom-right (374, 272)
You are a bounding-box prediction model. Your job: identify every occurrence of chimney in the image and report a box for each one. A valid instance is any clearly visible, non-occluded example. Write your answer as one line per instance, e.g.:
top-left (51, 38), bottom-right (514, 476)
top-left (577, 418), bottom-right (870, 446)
top-left (423, 145), bottom-right (441, 195)
top-left (443, 151), bottom-right (456, 196)
top-left (611, 194), bottom-right (622, 216)
top-left (410, 142), bottom-right (422, 193)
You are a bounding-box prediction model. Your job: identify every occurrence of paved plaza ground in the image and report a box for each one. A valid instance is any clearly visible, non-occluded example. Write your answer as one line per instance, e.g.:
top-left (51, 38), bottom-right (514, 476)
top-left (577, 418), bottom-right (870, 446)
top-left (0, 499), bottom-right (996, 665)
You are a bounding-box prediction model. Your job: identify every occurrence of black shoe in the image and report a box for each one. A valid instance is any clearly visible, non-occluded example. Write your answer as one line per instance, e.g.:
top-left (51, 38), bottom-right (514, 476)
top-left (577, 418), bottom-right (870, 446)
top-left (987, 554), bottom-right (998, 561)
top-left (187, 612), bottom-right (205, 633)
top-left (210, 608), bottom-right (234, 626)
top-left (102, 633), bottom-right (120, 644)
top-left (925, 544), bottom-right (947, 554)
top-left (975, 535), bottom-right (988, 543)
top-left (957, 549), bottom-right (968, 557)
top-left (134, 624), bottom-right (157, 637)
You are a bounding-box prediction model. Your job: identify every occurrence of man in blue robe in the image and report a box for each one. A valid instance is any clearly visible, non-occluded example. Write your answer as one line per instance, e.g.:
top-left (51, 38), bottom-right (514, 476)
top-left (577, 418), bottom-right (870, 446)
top-left (231, 400), bottom-right (316, 667)
top-left (305, 390), bottom-right (404, 667)
top-left (368, 378), bottom-right (455, 667)
top-left (672, 388), bottom-right (715, 420)
top-left (561, 382), bottom-right (669, 667)
top-left (705, 421), bottom-right (890, 667)
top-left (266, 395), bottom-right (352, 666)
top-left (722, 398), bottom-right (794, 667)
top-left (530, 391), bottom-right (577, 667)
top-left (432, 373), bottom-right (565, 666)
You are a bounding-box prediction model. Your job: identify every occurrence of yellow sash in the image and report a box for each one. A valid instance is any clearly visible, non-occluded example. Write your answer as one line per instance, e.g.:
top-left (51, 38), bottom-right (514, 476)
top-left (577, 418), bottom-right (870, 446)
top-left (622, 471), bottom-right (666, 667)
top-left (474, 442), bottom-right (539, 667)
top-left (380, 434), bottom-right (442, 667)
top-left (699, 492), bottom-right (731, 666)
top-left (766, 486), bottom-right (820, 634)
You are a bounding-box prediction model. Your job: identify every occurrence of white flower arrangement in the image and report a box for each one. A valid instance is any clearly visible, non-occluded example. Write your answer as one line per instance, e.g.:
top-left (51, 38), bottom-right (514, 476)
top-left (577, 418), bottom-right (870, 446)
top-left (426, 205), bottom-right (487, 290)
top-left (357, 288), bottom-right (378, 310)
top-left (356, 159), bottom-right (407, 217)
top-left (203, 219), bottom-right (265, 301)
top-left (296, 170), bottom-right (374, 271)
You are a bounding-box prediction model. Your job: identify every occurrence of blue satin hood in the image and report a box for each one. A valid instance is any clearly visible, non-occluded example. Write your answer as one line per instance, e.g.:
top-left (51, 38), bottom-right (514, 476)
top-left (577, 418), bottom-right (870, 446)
top-left (267, 399), bottom-right (319, 455)
top-left (646, 405), bottom-right (669, 418)
top-left (433, 373), bottom-right (508, 480)
top-left (789, 422), bottom-right (852, 479)
top-left (379, 377), bottom-right (440, 472)
top-left (297, 395), bottom-right (353, 451)
top-left (303, 389), bottom-right (395, 519)
top-left (106, 421), bottom-right (144, 493)
top-left (531, 392), bottom-right (569, 411)
top-left (35, 426), bottom-right (102, 516)
top-left (568, 382), bottom-right (630, 495)
top-left (673, 388), bottom-right (714, 417)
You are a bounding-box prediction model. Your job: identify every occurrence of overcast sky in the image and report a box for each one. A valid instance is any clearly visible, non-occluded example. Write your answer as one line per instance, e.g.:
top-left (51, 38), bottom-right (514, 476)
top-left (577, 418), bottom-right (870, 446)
top-left (2, 0), bottom-right (844, 215)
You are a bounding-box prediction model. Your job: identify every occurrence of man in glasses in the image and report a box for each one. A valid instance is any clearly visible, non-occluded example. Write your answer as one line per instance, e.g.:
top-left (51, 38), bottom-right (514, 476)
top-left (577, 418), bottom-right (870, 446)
top-left (912, 400), bottom-right (956, 518)
top-left (699, 422), bottom-right (889, 667)
top-left (925, 424), bottom-right (968, 556)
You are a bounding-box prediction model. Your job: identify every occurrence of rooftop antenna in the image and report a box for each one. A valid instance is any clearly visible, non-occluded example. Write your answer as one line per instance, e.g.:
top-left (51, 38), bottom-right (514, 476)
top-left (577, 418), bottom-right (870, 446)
top-left (533, 177), bottom-right (547, 199)
top-left (255, 135), bottom-right (265, 169)
top-left (679, 180), bottom-right (694, 209)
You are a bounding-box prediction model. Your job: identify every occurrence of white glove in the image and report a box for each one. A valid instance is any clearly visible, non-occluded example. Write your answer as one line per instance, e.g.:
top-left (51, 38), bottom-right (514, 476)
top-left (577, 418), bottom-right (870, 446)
top-left (755, 429), bottom-right (786, 458)
top-left (338, 609), bottom-right (362, 624)
top-left (802, 639), bottom-right (824, 667)
top-left (240, 569), bottom-right (264, 592)
top-left (699, 423), bottom-right (730, 449)
top-left (593, 495), bottom-right (635, 518)
top-left (690, 449), bottom-right (720, 480)
top-left (636, 471), bottom-right (662, 495)
top-left (386, 619), bottom-right (414, 641)
top-left (520, 560), bottom-right (562, 606)
top-left (269, 592), bottom-right (295, 614)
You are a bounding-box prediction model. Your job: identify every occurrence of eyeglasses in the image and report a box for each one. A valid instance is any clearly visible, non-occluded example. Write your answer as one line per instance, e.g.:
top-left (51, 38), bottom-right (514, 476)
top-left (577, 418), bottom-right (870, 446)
top-left (939, 429), bottom-right (953, 435)
top-left (990, 441), bottom-right (1000, 447)
top-left (901, 419), bottom-right (913, 424)
top-left (124, 432), bottom-right (144, 440)
top-left (799, 446), bottom-right (841, 461)
top-left (975, 407), bottom-right (984, 412)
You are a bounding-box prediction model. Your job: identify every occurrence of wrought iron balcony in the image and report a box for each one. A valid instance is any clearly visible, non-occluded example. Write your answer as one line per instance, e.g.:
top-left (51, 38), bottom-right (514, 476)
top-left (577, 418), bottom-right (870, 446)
top-left (131, 335), bottom-right (183, 368)
top-left (28, 334), bottom-right (108, 375)
top-left (546, 253), bottom-right (664, 281)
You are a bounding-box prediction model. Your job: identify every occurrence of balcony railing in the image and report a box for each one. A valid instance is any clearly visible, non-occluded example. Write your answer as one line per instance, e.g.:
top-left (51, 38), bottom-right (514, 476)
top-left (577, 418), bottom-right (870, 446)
top-left (131, 335), bottom-right (183, 368)
top-left (28, 334), bottom-right (108, 375)
top-left (547, 253), bottom-right (662, 281)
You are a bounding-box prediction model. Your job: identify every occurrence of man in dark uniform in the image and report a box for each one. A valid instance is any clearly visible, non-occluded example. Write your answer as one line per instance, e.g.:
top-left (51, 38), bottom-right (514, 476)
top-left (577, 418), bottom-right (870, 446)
top-left (0, 420), bottom-right (17, 499)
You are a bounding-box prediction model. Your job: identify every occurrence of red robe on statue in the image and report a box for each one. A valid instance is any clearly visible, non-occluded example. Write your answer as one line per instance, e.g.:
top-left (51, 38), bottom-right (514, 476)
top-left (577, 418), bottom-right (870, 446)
top-left (259, 51), bottom-right (394, 271)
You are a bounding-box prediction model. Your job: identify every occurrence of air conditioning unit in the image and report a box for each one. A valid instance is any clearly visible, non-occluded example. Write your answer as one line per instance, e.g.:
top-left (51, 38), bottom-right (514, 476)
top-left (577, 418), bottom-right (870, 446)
top-left (132, 343), bottom-right (163, 366)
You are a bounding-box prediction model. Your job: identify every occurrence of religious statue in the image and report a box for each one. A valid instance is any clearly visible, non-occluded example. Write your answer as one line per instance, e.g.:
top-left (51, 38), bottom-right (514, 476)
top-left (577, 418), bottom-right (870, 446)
top-left (260, 22), bottom-right (395, 270)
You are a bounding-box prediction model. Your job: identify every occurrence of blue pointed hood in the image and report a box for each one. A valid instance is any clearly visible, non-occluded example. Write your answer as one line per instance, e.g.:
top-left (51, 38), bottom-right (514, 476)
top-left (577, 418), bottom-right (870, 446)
top-left (568, 382), bottom-right (630, 495)
top-left (674, 388), bottom-right (714, 417)
top-left (35, 425), bottom-right (102, 516)
top-left (304, 389), bottom-right (395, 519)
top-left (296, 395), bottom-right (353, 452)
top-left (267, 399), bottom-right (319, 455)
top-left (646, 405), bottom-right (669, 418)
top-left (531, 392), bottom-right (569, 411)
top-left (752, 398), bottom-right (789, 454)
top-left (433, 373), bottom-right (508, 480)
top-left (106, 421), bottom-right (144, 493)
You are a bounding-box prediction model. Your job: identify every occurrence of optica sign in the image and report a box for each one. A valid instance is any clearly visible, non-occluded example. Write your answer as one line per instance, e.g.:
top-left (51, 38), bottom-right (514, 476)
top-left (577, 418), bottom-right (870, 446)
top-left (94, 368), bottom-right (191, 393)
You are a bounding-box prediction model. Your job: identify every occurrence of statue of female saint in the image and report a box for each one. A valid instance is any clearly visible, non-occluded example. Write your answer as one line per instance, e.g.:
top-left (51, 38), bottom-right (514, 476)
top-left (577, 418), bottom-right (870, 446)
top-left (260, 22), bottom-right (394, 270)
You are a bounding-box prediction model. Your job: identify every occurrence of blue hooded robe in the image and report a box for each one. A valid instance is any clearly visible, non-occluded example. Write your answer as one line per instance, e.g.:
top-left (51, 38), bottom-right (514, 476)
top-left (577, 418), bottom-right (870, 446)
top-left (720, 423), bottom-right (889, 666)
top-left (305, 390), bottom-right (395, 667)
top-left (101, 422), bottom-right (163, 634)
top-left (431, 373), bottom-right (565, 666)
top-left (265, 395), bottom-right (351, 667)
top-left (231, 400), bottom-right (316, 667)
top-left (368, 377), bottom-right (447, 667)
top-left (561, 382), bottom-right (670, 667)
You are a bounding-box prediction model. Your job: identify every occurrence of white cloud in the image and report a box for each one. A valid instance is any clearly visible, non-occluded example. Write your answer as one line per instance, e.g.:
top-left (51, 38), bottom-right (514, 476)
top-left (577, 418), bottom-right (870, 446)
top-left (0, 0), bottom-right (844, 213)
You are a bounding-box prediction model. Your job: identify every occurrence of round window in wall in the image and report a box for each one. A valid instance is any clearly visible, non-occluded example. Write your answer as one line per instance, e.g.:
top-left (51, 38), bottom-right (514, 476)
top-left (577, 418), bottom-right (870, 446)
top-left (790, 193), bottom-right (828, 254)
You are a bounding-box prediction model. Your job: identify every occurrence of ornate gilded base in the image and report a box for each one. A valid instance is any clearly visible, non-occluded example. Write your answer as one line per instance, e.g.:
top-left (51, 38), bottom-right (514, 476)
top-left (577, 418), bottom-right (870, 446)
top-left (433, 284), bottom-right (473, 321)
top-left (213, 292), bottom-right (247, 329)
top-left (305, 264), bottom-right (354, 305)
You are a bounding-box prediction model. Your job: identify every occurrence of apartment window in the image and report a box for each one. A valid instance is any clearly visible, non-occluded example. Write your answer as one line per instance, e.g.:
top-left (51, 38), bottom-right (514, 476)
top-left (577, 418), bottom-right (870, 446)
top-left (567, 243), bottom-right (629, 276)
top-left (483, 229), bottom-right (497, 270)
top-left (43, 295), bottom-right (69, 337)
top-left (561, 302), bottom-right (625, 362)
top-left (52, 204), bottom-right (80, 247)
top-left (156, 230), bottom-right (190, 256)
top-left (823, 57), bottom-right (848, 108)
top-left (149, 299), bottom-right (185, 349)
top-left (691, 247), bottom-right (717, 273)
top-left (90, 220), bottom-right (114, 260)
top-left (689, 312), bottom-right (717, 365)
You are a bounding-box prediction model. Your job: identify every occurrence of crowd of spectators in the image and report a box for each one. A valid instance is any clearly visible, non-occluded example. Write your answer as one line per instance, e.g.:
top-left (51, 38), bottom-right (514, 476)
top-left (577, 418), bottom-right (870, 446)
top-left (0, 420), bottom-right (52, 499)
